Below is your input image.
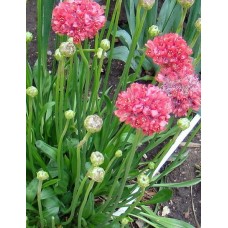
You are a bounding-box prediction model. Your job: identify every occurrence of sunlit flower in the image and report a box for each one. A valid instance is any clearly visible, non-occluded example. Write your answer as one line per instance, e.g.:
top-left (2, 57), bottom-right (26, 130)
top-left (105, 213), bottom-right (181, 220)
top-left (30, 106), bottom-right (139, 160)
top-left (52, 0), bottom-right (106, 44)
top-left (145, 33), bottom-right (192, 69)
top-left (162, 74), bottom-right (201, 117)
top-left (115, 83), bottom-right (172, 135)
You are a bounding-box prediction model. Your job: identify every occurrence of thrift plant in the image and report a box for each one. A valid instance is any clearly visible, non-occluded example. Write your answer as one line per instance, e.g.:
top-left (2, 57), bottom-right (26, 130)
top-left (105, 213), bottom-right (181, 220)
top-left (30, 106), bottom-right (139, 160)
top-left (26, 0), bottom-right (201, 227)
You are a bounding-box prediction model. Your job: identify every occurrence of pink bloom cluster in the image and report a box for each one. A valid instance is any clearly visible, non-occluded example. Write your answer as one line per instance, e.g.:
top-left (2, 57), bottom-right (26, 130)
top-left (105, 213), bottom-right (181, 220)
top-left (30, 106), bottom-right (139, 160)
top-left (161, 74), bottom-right (201, 117)
top-left (52, 0), bottom-right (106, 44)
top-left (145, 33), bottom-right (194, 81)
top-left (115, 83), bottom-right (172, 135)
top-left (145, 33), bottom-right (201, 117)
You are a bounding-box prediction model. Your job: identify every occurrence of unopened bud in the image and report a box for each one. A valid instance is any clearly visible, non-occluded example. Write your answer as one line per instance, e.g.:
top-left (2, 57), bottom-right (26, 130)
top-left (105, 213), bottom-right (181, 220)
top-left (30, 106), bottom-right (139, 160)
top-left (177, 0), bottom-right (194, 8)
top-left (84, 115), bottom-right (103, 133)
top-left (64, 110), bottom-right (75, 120)
top-left (90, 151), bottom-right (104, 167)
top-left (67, 37), bottom-right (74, 43)
top-left (37, 170), bottom-right (49, 181)
top-left (195, 18), bottom-right (201, 32)
top-left (148, 161), bottom-right (155, 169)
top-left (96, 48), bottom-right (103, 59)
top-left (115, 150), bottom-right (122, 158)
top-left (59, 41), bottom-right (76, 57)
top-left (177, 118), bottom-right (190, 130)
top-left (54, 49), bottom-right (64, 61)
top-left (100, 39), bottom-right (110, 51)
top-left (26, 86), bottom-right (38, 98)
top-left (121, 218), bottom-right (129, 225)
top-left (137, 174), bottom-right (150, 188)
top-left (87, 167), bottom-right (105, 182)
top-left (26, 31), bottom-right (33, 43)
top-left (148, 25), bottom-right (160, 37)
top-left (139, 0), bottom-right (155, 10)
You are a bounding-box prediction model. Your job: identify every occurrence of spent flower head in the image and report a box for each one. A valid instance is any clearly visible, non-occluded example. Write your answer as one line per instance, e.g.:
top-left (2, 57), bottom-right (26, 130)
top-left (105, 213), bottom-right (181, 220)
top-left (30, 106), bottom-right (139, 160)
top-left (90, 151), bottom-right (104, 167)
top-left (177, 118), bottom-right (191, 130)
top-left (64, 110), bottom-right (75, 120)
top-left (84, 115), bottom-right (103, 133)
top-left (59, 41), bottom-right (76, 57)
top-left (87, 167), bottom-right (105, 182)
top-left (195, 18), bottom-right (201, 32)
top-left (148, 25), bottom-right (160, 37)
top-left (26, 86), bottom-right (38, 98)
top-left (52, 0), bottom-right (106, 44)
top-left (137, 174), bottom-right (150, 188)
top-left (37, 170), bottom-right (49, 181)
top-left (115, 83), bottom-right (172, 135)
top-left (26, 31), bottom-right (33, 43)
top-left (100, 39), bottom-right (110, 51)
top-left (139, 0), bottom-right (155, 10)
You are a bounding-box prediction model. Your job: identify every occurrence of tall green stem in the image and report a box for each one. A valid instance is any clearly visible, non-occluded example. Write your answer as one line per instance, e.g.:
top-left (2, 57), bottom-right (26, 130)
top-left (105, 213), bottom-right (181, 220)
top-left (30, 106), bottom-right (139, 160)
top-left (57, 119), bottom-right (70, 179)
top-left (176, 7), bottom-right (188, 35)
top-left (37, 180), bottom-right (44, 228)
top-left (27, 97), bottom-right (35, 177)
top-left (62, 176), bottom-right (88, 225)
top-left (105, 129), bottom-right (143, 220)
top-left (77, 180), bottom-right (95, 228)
top-left (190, 31), bottom-right (200, 48)
top-left (113, 8), bottom-right (148, 101)
top-left (55, 60), bottom-right (65, 140)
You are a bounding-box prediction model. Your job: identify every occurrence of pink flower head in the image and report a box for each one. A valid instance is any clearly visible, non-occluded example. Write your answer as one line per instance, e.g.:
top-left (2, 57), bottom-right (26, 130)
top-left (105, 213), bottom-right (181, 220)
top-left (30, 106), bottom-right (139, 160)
top-left (145, 33), bottom-right (192, 68)
top-left (156, 59), bottom-right (194, 82)
top-left (114, 83), bottom-right (172, 135)
top-left (52, 0), bottom-right (106, 44)
top-left (162, 74), bottom-right (201, 117)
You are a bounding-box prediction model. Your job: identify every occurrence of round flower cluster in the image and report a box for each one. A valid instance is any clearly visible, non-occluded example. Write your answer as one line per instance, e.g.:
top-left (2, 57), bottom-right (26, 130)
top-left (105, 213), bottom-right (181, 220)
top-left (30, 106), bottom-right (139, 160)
top-left (115, 83), bottom-right (172, 135)
top-left (145, 33), bottom-right (193, 75)
top-left (161, 74), bottom-right (201, 117)
top-left (52, 0), bottom-right (106, 44)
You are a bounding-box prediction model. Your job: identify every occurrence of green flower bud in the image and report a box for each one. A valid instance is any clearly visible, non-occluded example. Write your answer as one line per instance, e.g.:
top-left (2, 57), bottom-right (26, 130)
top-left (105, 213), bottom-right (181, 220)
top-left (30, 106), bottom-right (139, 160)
top-left (177, 118), bottom-right (190, 130)
top-left (87, 167), bottom-right (105, 183)
top-left (139, 0), bottom-right (155, 10)
top-left (177, 0), bottom-right (194, 8)
top-left (137, 174), bottom-right (150, 188)
top-left (148, 25), bottom-right (160, 37)
top-left (148, 161), bottom-right (155, 170)
top-left (59, 41), bottom-right (76, 57)
top-left (90, 151), bottom-right (104, 167)
top-left (64, 110), bottom-right (75, 120)
top-left (121, 218), bottom-right (129, 225)
top-left (37, 170), bottom-right (49, 181)
top-left (115, 150), bottom-right (122, 158)
top-left (100, 39), bottom-right (110, 51)
top-left (84, 115), bottom-right (103, 133)
top-left (195, 18), bottom-right (201, 32)
top-left (96, 47), bottom-right (103, 59)
top-left (54, 49), bottom-right (64, 61)
top-left (26, 86), bottom-right (38, 98)
top-left (26, 31), bottom-right (33, 43)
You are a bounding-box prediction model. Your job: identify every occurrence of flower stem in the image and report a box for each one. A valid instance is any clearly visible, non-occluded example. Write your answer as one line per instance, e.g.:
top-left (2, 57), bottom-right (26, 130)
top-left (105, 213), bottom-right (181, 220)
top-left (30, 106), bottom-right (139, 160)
top-left (113, 7), bottom-right (148, 101)
top-left (37, 180), bottom-right (44, 228)
top-left (57, 119), bottom-right (70, 179)
top-left (77, 180), bottom-right (95, 228)
top-left (190, 31), bottom-right (200, 48)
top-left (117, 188), bottom-right (145, 222)
top-left (62, 176), bottom-right (88, 225)
top-left (176, 7), bottom-right (188, 35)
top-left (27, 97), bottom-right (35, 177)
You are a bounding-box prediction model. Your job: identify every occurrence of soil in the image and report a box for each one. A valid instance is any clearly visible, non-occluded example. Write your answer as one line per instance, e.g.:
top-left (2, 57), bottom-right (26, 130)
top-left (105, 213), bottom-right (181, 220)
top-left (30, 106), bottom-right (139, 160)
top-left (26, 0), bottom-right (201, 227)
